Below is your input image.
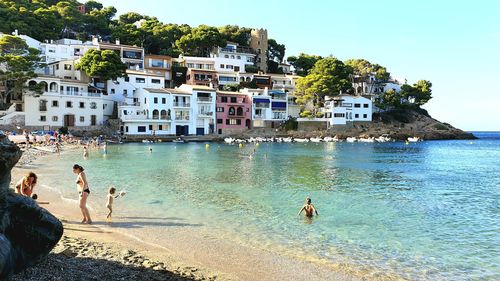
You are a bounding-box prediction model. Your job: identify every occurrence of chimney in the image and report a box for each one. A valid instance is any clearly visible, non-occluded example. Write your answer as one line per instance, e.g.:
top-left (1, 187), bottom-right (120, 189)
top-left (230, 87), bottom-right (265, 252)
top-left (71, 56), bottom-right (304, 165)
top-left (116, 39), bottom-right (120, 45)
top-left (12, 29), bottom-right (19, 36)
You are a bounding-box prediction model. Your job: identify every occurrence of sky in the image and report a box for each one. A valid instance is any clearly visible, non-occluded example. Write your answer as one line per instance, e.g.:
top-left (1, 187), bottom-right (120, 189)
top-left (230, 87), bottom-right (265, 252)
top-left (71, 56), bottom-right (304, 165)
top-left (99, 0), bottom-right (500, 131)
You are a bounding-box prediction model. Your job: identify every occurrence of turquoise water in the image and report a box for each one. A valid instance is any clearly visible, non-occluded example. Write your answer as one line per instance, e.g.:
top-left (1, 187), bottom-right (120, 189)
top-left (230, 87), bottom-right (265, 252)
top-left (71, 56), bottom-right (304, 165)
top-left (41, 133), bottom-right (499, 280)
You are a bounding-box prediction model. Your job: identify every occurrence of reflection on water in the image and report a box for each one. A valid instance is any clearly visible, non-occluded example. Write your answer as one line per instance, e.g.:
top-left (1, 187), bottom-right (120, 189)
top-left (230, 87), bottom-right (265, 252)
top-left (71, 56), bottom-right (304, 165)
top-left (37, 137), bottom-right (500, 281)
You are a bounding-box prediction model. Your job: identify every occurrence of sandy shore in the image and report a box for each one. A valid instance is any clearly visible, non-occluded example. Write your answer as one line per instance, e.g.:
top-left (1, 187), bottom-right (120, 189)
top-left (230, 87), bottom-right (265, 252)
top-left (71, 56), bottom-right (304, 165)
top-left (9, 145), bottom-right (383, 281)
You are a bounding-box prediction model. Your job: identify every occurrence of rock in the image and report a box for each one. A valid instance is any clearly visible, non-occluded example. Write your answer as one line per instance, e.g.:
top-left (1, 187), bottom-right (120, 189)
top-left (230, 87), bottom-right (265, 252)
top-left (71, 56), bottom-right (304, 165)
top-left (0, 135), bottom-right (63, 279)
top-left (61, 248), bottom-right (77, 257)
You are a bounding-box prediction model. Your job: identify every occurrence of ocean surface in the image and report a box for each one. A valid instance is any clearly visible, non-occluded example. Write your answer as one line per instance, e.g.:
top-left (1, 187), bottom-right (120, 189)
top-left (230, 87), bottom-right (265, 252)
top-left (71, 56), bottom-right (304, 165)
top-left (37, 132), bottom-right (499, 280)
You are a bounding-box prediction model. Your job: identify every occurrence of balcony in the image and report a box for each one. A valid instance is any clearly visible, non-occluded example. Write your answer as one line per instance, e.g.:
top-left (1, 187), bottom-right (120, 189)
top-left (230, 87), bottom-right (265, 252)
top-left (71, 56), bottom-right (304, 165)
top-left (197, 97), bottom-right (212, 103)
top-left (198, 112), bottom-right (213, 117)
top-left (173, 102), bottom-right (190, 107)
top-left (175, 115), bottom-right (190, 121)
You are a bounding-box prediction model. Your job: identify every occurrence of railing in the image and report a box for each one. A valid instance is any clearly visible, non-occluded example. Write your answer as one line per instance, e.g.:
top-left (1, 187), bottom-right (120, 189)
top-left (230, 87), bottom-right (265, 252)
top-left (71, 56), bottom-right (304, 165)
top-left (175, 115), bottom-right (190, 121)
top-left (88, 92), bottom-right (101, 97)
top-left (173, 102), bottom-right (190, 107)
top-left (255, 103), bottom-right (269, 108)
top-left (198, 112), bottom-right (213, 116)
top-left (197, 97), bottom-right (212, 102)
top-left (119, 102), bottom-right (140, 106)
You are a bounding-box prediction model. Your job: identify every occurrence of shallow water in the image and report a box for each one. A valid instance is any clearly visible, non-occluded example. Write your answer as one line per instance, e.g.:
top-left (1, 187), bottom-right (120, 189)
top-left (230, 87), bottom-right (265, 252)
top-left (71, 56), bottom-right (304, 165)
top-left (37, 133), bottom-right (500, 280)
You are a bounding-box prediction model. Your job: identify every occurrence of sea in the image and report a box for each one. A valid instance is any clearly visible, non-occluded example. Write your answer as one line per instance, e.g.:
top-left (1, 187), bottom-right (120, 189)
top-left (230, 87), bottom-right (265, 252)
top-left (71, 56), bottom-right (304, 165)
top-left (34, 132), bottom-right (500, 280)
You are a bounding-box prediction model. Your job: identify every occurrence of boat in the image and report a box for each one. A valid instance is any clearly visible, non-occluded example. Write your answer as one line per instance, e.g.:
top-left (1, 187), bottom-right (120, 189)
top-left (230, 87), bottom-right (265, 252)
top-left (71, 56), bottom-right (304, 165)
top-left (283, 137), bottom-right (293, 143)
top-left (142, 139), bottom-right (153, 143)
top-left (407, 137), bottom-right (421, 142)
top-left (235, 139), bottom-right (246, 143)
top-left (346, 137), bottom-right (357, 143)
top-left (172, 138), bottom-right (185, 143)
top-left (359, 137), bottom-right (375, 143)
top-left (310, 137), bottom-right (323, 143)
top-left (224, 137), bottom-right (235, 144)
top-left (375, 135), bottom-right (392, 143)
top-left (294, 138), bottom-right (309, 143)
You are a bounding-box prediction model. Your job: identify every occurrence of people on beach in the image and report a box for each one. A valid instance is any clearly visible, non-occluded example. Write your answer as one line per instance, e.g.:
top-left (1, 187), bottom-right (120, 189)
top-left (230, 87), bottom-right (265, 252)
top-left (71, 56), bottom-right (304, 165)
top-left (73, 164), bottom-right (92, 224)
top-left (15, 172), bottom-right (37, 198)
top-left (298, 197), bottom-right (318, 217)
top-left (106, 186), bottom-right (125, 222)
top-left (55, 142), bottom-right (61, 154)
top-left (102, 142), bottom-right (107, 154)
top-left (83, 146), bottom-right (89, 158)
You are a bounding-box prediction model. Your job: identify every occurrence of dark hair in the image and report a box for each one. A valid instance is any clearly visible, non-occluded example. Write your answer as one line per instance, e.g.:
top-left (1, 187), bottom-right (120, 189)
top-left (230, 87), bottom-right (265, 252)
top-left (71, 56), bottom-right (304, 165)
top-left (109, 187), bottom-right (116, 194)
top-left (306, 197), bottom-right (311, 204)
top-left (73, 164), bottom-right (84, 172)
top-left (25, 172), bottom-right (37, 184)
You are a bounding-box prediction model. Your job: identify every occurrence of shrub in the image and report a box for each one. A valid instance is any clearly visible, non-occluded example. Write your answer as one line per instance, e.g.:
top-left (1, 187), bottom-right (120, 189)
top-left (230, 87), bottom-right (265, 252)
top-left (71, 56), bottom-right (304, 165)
top-left (300, 110), bottom-right (313, 118)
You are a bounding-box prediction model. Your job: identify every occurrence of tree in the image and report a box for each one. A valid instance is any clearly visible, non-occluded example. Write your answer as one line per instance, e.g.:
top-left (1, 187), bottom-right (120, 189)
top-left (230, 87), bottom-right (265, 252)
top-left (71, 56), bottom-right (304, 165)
top-left (400, 80), bottom-right (432, 106)
top-left (0, 35), bottom-right (43, 109)
top-left (345, 59), bottom-right (390, 94)
top-left (287, 53), bottom-right (322, 76)
top-left (84, 1), bottom-right (103, 12)
top-left (218, 25), bottom-right (251, 46)
top-left (118, 12), bottom-right (144, 25)
top-left (294, 57), bottom-right (352, 109)
top-left (75, 49), bottom-right (126, 81)
top-left (176, 25), bottom-right (226, 57)
top-left (267, 39), bottom-right (285, 73)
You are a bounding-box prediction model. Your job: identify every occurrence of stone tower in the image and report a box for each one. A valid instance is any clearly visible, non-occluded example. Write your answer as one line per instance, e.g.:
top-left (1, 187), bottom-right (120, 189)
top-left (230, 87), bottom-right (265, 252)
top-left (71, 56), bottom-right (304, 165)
top-left (250, 28), bottom-right (268, 73)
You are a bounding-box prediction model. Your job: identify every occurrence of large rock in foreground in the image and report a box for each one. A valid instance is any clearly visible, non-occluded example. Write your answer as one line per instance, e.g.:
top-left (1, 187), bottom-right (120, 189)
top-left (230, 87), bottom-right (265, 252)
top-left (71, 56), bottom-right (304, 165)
top-left (0, 134), bottom-right (63, 279)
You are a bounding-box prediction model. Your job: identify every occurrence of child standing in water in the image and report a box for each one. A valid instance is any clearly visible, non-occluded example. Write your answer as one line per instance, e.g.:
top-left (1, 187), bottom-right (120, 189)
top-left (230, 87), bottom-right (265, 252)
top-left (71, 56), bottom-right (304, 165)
top-left (298, 197), bottom-right (319, 217)
top-left (106, 186), bottom-right (124, 222)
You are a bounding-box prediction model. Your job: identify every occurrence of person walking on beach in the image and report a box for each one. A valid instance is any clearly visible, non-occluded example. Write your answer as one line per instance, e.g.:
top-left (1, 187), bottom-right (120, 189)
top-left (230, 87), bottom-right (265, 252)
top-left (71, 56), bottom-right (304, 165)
top-left (298, 197), bottom-right (318, 217)
top-left (106, 186), bottom-right (125, 222)
top-left (73, 164), bottom-right (92, 224)
top-left (15, 172), bottom-right (37, 198)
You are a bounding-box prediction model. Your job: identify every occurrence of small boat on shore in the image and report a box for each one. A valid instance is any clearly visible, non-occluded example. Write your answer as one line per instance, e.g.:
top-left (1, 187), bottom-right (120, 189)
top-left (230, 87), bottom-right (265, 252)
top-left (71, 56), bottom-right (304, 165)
top-left (346, 137), bottom-right (357, 143)
top-left (283, 137), bottom-right (293, 143)
top-left (359, 137), bottom-right (375, 143)
top-left (142, 140), bottom-right (153, 143)
top-left (172, 138), bottom-right (185, 143)
top-left (376, 135), bottom-right (392, 143)
top-left (407, 137), bottom-right (421, 142)
top-left (224, 137), bottom-right (235, 144)
top-left (295, 138), bottom-right (309, 143)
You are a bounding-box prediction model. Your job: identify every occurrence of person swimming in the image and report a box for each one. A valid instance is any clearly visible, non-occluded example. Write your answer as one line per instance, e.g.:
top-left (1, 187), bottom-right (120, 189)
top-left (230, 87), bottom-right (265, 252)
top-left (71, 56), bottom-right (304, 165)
top-left (298, 197), bottom-right (319, 217)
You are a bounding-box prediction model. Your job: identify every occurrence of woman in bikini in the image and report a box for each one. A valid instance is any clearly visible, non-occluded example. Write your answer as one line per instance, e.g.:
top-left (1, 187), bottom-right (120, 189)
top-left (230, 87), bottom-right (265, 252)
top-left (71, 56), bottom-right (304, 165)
top-left (15, 172), bottom-right (37, 198)
top-left (73, 164), bottom-right (92, 224)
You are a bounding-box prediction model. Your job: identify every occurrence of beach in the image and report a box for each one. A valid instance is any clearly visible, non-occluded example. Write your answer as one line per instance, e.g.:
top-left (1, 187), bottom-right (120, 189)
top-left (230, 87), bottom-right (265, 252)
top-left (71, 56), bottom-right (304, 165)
top-left (10, 145), bottom-right (364, 281)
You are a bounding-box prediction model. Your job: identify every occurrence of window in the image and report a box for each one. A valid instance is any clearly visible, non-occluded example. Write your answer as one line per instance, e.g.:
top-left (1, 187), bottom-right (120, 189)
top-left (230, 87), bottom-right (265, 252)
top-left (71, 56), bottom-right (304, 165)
top-left (162, 98), bottom-right (166, 104)
top-left (90, 102), bottom-right (97, 109)
top-left (237, 56), bottom-right (241, 59)
top-left (230, 97), bottom-right (237, 103)
top-left (363, 114), bottom-right (368, 118)
top-left (151, 79), bottom-right (161, 84)
top-left (151, 59), bottom-right (164, 68)
top-left (159, 125), bottom-right (163, 130)
top-left (154, 97), bottom-right (158, 104)
top-left (354, 103), bottom-right (361, 108)
top-left (228, 107), bottom-right (235, 115)
top-left (38, 100), bottom-right (46, 112)
top-left (124, 76), bottom-right (130, 82)
top-left (217, 119), bottom-right (223, 124)
top-left (123, 51), bottom-right (142, 59)
top-left (52, 100), bottom-right (58, 107)
top-left (64, 64), bottom-right (72, 70)
top-left (136, 78), bottom-right (145, 83)
top-left (52, 116), bottom-right (58, 121)
top-left (220, 64), bottom-right (224, 68)
top-left (55, 64), bottom-right (59, 70)
top-left (363, 104), bottom-right (369, 108)
top-left (224, 55), bottom-right (229, 58)
top-left (216, 107), bottom-right (224, 112)
top-left (149, 125), bottom-right (153, 130)
top-left (227, 119), bottom-right (237, 125)
top-left (40, 115), bottom-right (46, 121)
top-left (123, 110), bottom-right (128, 115)
top-left (66, 101), bottom-right (73, 108)
top-left (221, 96), bottom-right (228, 103)
top-left (79, 102), bottom-right (85, 108)
top-left (111, 89), bottom-right (115, 94)
top-left (138, 126), bottom-right (146, 132)
top-left (125, 126), bottom-right (129, 133)
top-left (334, 113), bottom-right (345, 117)
top-left (234, 66), bottom-right (240, 72)
top-left (80, 116), bottom-right (85, 122)
top-left (226, 65), bottom-right (233, 69)
top-left (355, 114), bottom-right (359, 118)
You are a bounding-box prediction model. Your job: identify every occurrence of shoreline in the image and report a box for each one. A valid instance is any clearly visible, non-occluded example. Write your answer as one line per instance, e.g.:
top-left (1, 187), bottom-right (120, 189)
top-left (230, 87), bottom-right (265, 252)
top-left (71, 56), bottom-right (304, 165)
top-left (10, 146), bottom-right (374, 281)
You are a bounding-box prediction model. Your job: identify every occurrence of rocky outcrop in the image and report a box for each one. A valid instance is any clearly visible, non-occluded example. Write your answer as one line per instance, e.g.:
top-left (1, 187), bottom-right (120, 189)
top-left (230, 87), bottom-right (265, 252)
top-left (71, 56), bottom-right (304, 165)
top-left (0, 134), bottom-right (63, 279)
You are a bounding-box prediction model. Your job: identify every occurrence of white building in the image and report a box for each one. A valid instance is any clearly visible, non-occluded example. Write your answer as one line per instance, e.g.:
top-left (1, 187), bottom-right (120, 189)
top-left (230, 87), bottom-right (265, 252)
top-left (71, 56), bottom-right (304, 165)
top-left (24, 76), bottom-right (110, 129)
top-left (40, 38), bottom-right (97, 64)
top-left (241, 88), bottom-right (288, 127)
top-left (270, 74), bottom-right (301, 118)
top-left (352, 74), bottom-right (404, 96)
top-left (118, 84), bottom-right (216, 136)
top-left (106, 70), bottom-right (165, 103)
top-left (212, 42), bottom-right (256, 73)
top-left (323, 95), bottom-right (372, 125)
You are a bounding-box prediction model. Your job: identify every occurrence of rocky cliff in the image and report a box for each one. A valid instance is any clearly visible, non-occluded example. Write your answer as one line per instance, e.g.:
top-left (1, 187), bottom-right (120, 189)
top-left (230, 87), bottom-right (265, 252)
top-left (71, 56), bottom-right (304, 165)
top-left (0, 134), bottom-right (63, 279)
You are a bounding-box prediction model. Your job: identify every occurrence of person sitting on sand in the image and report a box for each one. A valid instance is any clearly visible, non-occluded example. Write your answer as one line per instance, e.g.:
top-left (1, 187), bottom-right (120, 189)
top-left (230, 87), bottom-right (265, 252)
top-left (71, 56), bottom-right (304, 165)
top-left (73, 164), bottom-right (92, 224)
top-left (106, 186), bottom-right (125, 222)
top-left (298, 197), bottom-right (318, 217)
top-left (15, 172), bottom-right (37, 198)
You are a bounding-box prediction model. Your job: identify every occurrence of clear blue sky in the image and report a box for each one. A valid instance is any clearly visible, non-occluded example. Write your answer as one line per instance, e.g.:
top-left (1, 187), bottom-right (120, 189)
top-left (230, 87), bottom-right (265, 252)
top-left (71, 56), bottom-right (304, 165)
top-left (99, 0), bottom-right (500, 131)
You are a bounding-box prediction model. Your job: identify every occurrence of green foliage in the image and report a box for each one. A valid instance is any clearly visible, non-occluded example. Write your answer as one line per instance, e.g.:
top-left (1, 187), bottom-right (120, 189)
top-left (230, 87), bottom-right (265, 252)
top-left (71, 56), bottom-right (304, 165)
top-left (222, 84), bottom-right (240, 91)
top-left (240, 79), bottom-right (258, 89)
top-left (176, 25), bottom-right (226, 57)
top-left (245, 65), bottom-right (259, 73)
top-left (0, 35), bottom-right (43, 109)
top-left (345, 59), bottom-right (390, 82)
top-left (58, 126), bottom-right (69, 135)
top-left (287, 53), bottom-right (322, 76)
top-left (315, 112), bottom-right (324, 118)
top-left (267, 39), bottom-right (285, 72)
top-left (282, 117), bottom-right (298, 131)
top-left (75, 49), bottom-right (126, 81)
top-left (401, 80), bottom-right (432, 106)
top-left (300, 110), bottom-right (313, 118)
top-left (218, 25), bottom-right (251, 46)
top-left (294, 57), bottom-right (352, 107)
